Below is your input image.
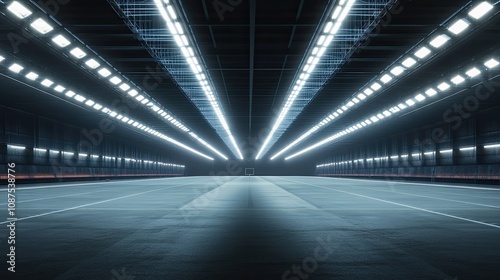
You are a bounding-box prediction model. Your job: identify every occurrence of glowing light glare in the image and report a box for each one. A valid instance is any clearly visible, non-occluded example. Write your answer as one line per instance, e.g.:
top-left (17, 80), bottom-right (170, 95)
top-left (110, 76), bottom-right (122, 85)
top-left (52, 35), bottom-right (71, 47)
top-left (484, 144), bottom-right (500, 149)
top-left (70, 47), bottom-right (87, 59)
top-left (128, 89), bottom-right (138, 97)
top-left (8, 145), bottom-right (26, 150)
top-left (406, 99), bottom-right (416, 106)
top-left (30, 18), bottom-right (53, 34)
top-left (7, 1), bottom-right (33, 19)
top-left (371, 82), bottom-right (382, 91)
top-left (54, 85), bottom-right (65, 92)
top-left (466, 67), bottom-right (481, 78)
top-left (415, 94), bottom-right (425, 102)
top-left (484, 59), bottom-right (499, 69)
top-left (448, 19), bottom-right (470, 35)
top-left (459, 146), bottom-right (476, 151)
top-left (440, 149), bottom-right (453, 153)
top-left (74, 95), bottom-right (86, 102)
top-left (155, 0), bottom-right (242, 160)
top-left (41, 79), bottom-right (54, 87)
top-left (451, 75), bottom-right (465, 85)
top-left (65, 91), bottom-right (76, 97)
top-left (119, 83), bottom-right (130, 91)
top-left (85, 59), bottom-right (100, 69)
top-left (380, 74), bottom-right (393, 84)
top-left (9, 63), bottom-right (24, 73)
top-left (468, 2), bottom-right (494, 20)
top-left (425, 88), bottom-right (438, 96)
top-left (429, 34), bottom-right (451, 48)
top-left (437, 82), bottom-right (450, 91)
top-left (414, 46), bottom-right (431, 59)
top-left (98, 68), bottom-right (112, 77)
top-left (390, 66), bottom-right (405, 76)
top-left (402, 57), bottom-right (417, 68)
top-left (25, 72), bottom-right (39, 81)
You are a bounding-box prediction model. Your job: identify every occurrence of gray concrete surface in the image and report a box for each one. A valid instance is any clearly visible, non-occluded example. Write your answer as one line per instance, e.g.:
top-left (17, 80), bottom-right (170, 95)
top-left (0, 176), bottom-right (499, 279)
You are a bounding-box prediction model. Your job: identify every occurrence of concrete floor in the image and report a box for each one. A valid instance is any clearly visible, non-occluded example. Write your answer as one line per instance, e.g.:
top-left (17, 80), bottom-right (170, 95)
top-left (1, 176), bottom-right (500, 280)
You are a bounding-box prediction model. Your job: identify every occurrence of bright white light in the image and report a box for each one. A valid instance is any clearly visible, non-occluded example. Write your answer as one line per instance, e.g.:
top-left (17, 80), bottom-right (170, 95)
top-left (415, 47), bottom-right (431, 59)
top-left (41, 79), bottom-right (54, 87)
top-left (468, 2), bottom-right (494, 20)
top-left (430, 34), bottom-right (451, 48)
top-left (54, 85), bottom-right (65, 92)
top-left (8, 145), bottom-right (25, 150)
top-left (459, 147), bottom-right (475, 151)
top-left (437, 82), bottom-right (450, 91)
top-left (440, 149), bottom-right (453, 153)
top-left (415, 94), bottom-right (425, 102)
top-left (390, 66), bottom-right (405, 76)
top-left (425, 88), bottom-right (438, 96)
top-left (110, 76), bottom-right (122, 85)
top-left (364, 88), bottom-right (374, 95)
top-left (136, 95), bottom-right (145, 101)
top-left (70, 47), bottom-right (87, 59)
top-left (30, 18), bottom-right (53, 34)
top-left (424, 151), bottom-right (435, 155)
top-left (466, 67), bottom-right (481, 78)
top-left (119, 83), bottom-right (130, 91)
top-left (128, 89), bottom-right (138, 97)
top-left (357, 93), bottom-right (366, 100)
top-left (380, 74), bottom-right (393, 84)
top-left (484, 144), bottom-right (500, 149)
top-left (85, 59), bottom-right (100, 69)
top-left (448, 19), bottom-right (470, 35)
top-left (98, 68), bottom-right (112, 77)
top-left (25, 72), bottom-right (39, 81)
top-left (93, 104), bottom-right (103, 110)
top-left (451, 75), bottom-right (465, 85)
top-left (402, 57), bottom-right (417, 68)
top-left (74, 95), bottom-right (86, 102)
top-left (34, 148), bottom-right (47, 152)
top-left (52, 35), bottom-right (71, 47)
top-left (9, 63), bottom-right (24, 73)
top-left (85, 100), bottom-right (95, 106)
top-left (371, 82), bottom-right (382, 91)
top-left (7, 1), bottom-right (32, 19)
top-left (65, 91), bottom-right (76, 97)
top-left (406, 99), bottom-right (416, 106)
top-left (484, 59), bottom-right (499, 69)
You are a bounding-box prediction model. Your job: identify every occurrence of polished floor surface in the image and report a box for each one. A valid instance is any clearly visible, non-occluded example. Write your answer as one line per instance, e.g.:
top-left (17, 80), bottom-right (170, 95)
top-left (1, 176), bottom-right (499, 279)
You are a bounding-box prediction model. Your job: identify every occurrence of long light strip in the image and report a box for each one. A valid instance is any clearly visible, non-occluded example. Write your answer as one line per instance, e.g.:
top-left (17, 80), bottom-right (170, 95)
top-left (256, 0), bottom-right (357, 160)
top-left (4, 1), bottom-right (228, 161)
top-left (11, 145), bottom-right (185, 167)
top-left (271, 1), bottom-right (496, 160)
top-left (153, 0), bottom-right (243, 159)
top-left (0, 51), bottom-right (214, 161)
top-left (285, 53), bottom-right (499, 160)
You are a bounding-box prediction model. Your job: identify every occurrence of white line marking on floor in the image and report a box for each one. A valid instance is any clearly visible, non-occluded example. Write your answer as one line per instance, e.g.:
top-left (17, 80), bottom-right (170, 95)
top-left (282, 178), bottom-right (500, 229)
top-left (0, 177), bottom-right (187, 191)
top-left (0, 180), bottom-right (199, 225)
top-left (316, 176), bottom-right (500, 191)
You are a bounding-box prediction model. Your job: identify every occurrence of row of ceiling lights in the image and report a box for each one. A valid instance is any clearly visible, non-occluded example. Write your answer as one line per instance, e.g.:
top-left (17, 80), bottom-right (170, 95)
top-left (5, 0), bottom-right (229, 160)
top-left (7, 144), bottom-right (185, 167)
top-left (286, 53), bottom-right (499, 160)
top-left (256, 0), bottom-right (357, 160)
top-left (272, 1), bottom-right (496, 160)
top-left (317, 144), bottom-right (500, 168)
top-left (154, 0), bottom-right (243, 159)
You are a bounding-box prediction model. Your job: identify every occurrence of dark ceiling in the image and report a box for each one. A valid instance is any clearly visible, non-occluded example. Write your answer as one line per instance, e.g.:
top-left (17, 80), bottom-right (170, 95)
top-left (0, 0), bottom-right (499, 165)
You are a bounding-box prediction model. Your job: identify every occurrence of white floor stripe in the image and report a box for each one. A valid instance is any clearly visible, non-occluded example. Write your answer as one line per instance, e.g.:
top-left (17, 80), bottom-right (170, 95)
top-left (0, 180), bottom-right (198, 225)
top-left (283, 178), bottom-right (500, 229)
